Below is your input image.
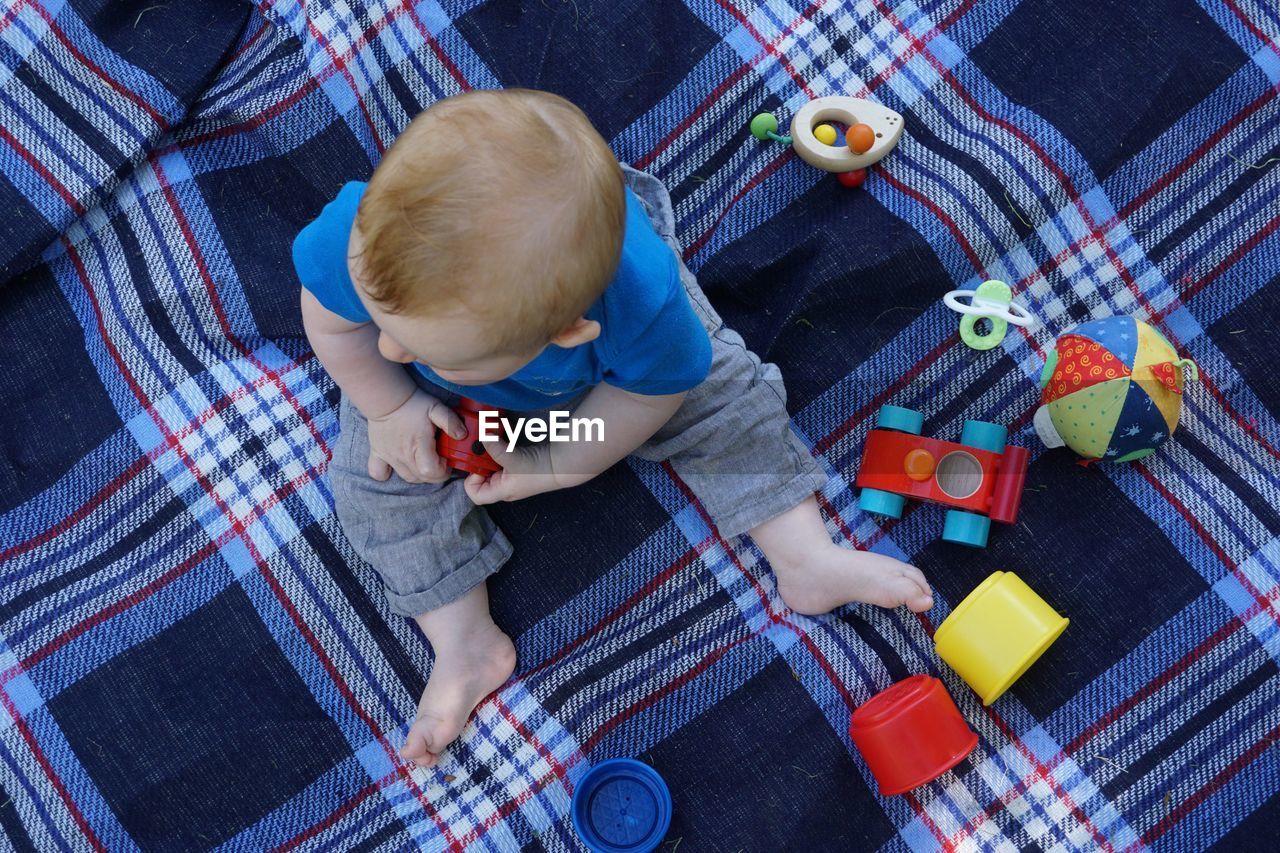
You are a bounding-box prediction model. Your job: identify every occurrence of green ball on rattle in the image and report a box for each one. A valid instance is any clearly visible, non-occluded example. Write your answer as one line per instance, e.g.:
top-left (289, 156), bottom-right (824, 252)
top-left (750, 112), bottom-right (779, 140)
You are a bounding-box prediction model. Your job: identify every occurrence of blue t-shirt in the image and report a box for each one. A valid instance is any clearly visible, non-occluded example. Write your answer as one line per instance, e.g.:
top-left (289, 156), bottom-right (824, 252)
top-left (293, 181), bottom-right (712, 411)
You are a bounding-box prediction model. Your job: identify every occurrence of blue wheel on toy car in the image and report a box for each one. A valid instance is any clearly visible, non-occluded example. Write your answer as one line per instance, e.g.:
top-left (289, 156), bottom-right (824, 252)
top-left (860, 488), bottom-right (906, 519)
top-left (959, 419), bottom-right (1007, 453)
top-left (942, 510), bottom-right (991, 547)
top-left (877, 405), bottom-right (924, 435)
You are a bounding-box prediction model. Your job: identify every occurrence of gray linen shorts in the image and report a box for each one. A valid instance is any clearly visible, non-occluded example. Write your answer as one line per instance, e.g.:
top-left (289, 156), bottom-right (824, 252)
top-left (329, 166), bottom-right (827, 617)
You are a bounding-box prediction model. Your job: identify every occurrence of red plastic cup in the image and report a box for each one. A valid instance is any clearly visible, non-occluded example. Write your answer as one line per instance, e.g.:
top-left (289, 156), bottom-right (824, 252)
top-left (849, 675), bottom-right (978, 796)
top-left (436, 397), bottom-right (503, 477)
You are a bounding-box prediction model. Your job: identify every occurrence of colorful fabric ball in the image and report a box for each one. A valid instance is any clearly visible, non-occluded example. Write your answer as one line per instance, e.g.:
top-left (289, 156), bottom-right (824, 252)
top-left (1035, 316), bottom-right (1197, 463)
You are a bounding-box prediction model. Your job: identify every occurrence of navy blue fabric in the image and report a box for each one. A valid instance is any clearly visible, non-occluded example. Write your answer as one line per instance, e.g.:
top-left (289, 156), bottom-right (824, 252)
top-left (0, 0), bottom-right (1278, 850)
top-left (0, 0), bottom-right (248, 281)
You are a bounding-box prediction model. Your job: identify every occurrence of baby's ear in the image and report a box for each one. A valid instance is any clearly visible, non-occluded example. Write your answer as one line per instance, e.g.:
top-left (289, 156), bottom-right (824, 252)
top-left (550, 316), bottom-right (601, 348)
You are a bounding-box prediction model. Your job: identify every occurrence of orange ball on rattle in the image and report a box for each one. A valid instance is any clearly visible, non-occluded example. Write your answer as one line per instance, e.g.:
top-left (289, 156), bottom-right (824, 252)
top-left (847, 123), bottom-right (875, 154)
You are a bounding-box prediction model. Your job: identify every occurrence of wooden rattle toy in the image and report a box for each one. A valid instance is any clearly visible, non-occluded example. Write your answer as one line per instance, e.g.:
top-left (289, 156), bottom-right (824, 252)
top-left (750, 95), bottom-right (904, 187)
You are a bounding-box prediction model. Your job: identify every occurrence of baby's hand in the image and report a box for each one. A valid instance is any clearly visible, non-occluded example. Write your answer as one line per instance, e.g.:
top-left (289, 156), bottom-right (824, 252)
top-left (463, 441), bottom-right (563, 504)
top-left (365, 389), bottom-right (466, 484)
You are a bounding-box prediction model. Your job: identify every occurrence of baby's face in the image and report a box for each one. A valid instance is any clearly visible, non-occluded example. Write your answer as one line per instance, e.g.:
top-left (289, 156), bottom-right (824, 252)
top-left (370, 305), bottom-right (542, 386)
top-left (348, 223), bottom-right (545, 385)
top-left (349, 232), bottom-right (541, 384)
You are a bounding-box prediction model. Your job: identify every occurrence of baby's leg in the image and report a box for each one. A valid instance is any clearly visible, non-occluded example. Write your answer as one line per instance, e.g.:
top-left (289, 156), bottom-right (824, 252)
top-left (633, 304), bottom-right (933, 614)
top-left (330, 393), bottom-right (515, 768)
top-left (750, 496), bottom-right (932, 614)
top-left (403, 583), bottom-right (515, 767)
top-left (625, 164), bottom-right (930, 615)
top-left (641, 347), bottom-right (933, 615)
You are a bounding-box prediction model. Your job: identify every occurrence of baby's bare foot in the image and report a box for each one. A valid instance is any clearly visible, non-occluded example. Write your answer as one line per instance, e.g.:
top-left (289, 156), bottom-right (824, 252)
top-left (750, 496), bottom-right (933, 616)
top-left (772, 543), bottom-right (934, 615)
top-left (402, 617), bottom-right (516, 768)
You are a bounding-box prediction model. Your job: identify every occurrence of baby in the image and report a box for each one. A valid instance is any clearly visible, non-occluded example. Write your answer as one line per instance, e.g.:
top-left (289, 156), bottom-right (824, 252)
top-left (295, 89), bottom-right (932, 769)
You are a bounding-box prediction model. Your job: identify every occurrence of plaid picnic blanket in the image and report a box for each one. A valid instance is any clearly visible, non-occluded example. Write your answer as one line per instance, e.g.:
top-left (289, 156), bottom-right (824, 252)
top-left (1, 0), bottom-right (1278, 849)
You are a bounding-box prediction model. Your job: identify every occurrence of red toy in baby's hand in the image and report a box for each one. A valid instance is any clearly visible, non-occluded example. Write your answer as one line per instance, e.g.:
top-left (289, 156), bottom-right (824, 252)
top-left (436, 397), bottom-right (504, 477)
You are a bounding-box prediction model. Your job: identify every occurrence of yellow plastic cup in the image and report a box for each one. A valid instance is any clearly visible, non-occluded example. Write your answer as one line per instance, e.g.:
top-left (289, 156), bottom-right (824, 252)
top-left (933, 571), bottom-right (1068, 705)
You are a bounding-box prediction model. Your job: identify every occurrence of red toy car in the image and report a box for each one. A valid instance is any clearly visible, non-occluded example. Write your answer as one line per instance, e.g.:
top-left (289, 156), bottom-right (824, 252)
top-left (854, 405), bottom-right (1029, 547)
top-left (436, 397), bottom-right (504, 477)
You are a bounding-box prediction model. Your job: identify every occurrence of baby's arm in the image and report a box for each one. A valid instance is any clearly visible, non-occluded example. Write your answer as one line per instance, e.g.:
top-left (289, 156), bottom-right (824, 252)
top-left (301, 288), bottom-right (416, 418)
top-left (465, 383), bottom-right (684, 504)
top-left (302, 288), bottom-right (463, 482)
top-left (549, 384), bottom-right (684, 486)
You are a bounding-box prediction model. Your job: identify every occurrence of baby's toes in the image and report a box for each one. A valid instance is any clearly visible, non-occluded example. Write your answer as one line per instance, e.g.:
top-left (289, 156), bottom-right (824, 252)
top-left (875, 572), bottom-right (929, 612)
top-left (901, 575), bottom-right (934, 612)
top-left (903, 569), bottom-right (933, 609)
top-left (906, 589), bottom-right (934, 613)
top-left (902, 564), bottom-right (931, 594)
top-left (402, 718), bottom-right (441, 767)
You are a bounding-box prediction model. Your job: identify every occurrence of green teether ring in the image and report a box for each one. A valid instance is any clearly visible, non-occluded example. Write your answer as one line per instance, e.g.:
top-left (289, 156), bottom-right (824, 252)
top-left (961, 313), bottom-right (1007, 350)
top-left (944, 279), bottom-right (1035, 351)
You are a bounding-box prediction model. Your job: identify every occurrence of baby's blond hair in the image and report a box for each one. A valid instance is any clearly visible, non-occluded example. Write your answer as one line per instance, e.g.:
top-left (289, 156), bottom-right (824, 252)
top-left (355, 89), bottom-right (626, 353)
